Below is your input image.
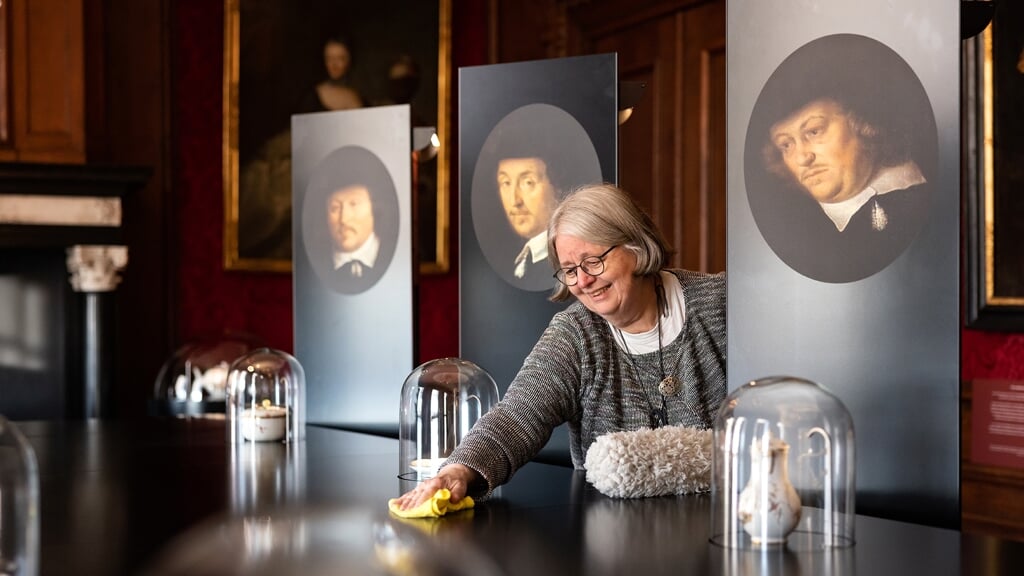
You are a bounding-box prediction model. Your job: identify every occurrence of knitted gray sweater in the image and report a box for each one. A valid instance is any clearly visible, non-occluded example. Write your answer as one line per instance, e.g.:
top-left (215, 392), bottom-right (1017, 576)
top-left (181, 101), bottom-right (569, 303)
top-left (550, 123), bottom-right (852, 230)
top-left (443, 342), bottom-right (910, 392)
top-left (446, 269), bottom-right (727, 497)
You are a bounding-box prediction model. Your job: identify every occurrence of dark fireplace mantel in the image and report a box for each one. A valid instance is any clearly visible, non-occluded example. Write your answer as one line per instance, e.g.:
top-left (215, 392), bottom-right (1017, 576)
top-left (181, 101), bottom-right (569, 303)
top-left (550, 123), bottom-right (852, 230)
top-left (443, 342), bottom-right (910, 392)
top-left (0, 162), bottom-right (150, 248)
top-left (0, 162), bottom-right (150, 420)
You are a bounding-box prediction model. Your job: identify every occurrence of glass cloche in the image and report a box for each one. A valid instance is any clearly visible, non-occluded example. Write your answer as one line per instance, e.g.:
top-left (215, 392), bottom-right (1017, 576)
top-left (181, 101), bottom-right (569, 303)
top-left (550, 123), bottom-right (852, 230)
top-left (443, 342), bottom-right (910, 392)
top-left (398, 358), bottom-right (499, 482)
top-left (226, 348), bottom-right (306, 444)
top-left (152, 332), bottom-right (265, 417)
top-left (710, 376), bottom-right (855, 550)
top-left (0, 416), bottom-right (39, 576)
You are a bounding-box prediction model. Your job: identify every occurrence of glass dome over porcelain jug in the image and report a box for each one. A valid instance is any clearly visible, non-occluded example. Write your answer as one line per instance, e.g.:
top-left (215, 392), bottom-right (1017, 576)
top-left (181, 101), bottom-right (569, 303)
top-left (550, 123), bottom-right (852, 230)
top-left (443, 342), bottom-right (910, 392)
top-left (710, 375), bottom-right (855, 550)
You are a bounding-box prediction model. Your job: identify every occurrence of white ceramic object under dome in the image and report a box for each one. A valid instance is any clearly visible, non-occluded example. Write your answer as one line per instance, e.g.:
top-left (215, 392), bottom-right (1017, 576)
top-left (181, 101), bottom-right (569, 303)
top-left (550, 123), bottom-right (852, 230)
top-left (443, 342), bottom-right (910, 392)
top-left (240, 402), bottom-right (289, 442)
top-left (226, 348), bottom-right (306, 445)
top-left (710, 375), bottom-right (856, 550)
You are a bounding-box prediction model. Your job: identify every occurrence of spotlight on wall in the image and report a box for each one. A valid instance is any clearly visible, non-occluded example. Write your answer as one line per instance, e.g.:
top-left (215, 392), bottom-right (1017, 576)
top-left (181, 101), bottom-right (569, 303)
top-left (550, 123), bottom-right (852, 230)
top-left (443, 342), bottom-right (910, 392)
top-left (412, 126), bottom-right (439, 162)
top-left (618, 81), bottom-right (647, 125)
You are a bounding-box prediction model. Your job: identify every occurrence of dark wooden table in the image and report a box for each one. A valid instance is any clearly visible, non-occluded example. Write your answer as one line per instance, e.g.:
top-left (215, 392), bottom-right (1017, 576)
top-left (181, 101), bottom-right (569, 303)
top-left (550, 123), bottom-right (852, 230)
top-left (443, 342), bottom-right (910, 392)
top-left (17, 418), bottom-right (1024, 575)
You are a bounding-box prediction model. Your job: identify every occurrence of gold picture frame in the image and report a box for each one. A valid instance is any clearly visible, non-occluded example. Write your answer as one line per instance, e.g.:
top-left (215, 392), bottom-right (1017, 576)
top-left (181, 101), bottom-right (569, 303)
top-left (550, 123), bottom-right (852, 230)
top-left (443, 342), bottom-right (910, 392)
top-left (222, 0), bottom-right (450, 274)
top-left (965, 7), bottom-right (1024, 329)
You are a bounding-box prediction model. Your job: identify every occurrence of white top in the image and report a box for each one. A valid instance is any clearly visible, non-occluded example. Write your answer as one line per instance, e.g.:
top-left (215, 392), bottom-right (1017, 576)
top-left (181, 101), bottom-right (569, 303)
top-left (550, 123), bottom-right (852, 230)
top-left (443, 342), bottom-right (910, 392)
top-left (611, 270), bottom-right (687, 354)
top-left (819, 161), bottom-right (926, 232)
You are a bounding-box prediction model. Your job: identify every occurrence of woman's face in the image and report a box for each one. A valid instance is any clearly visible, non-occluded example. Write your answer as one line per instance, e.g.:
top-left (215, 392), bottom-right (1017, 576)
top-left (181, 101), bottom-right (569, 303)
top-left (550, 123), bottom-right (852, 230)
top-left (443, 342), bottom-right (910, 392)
top-left (554, 235), bottom-right (646, 330)
top-left (324, 41), bottom-right (352, 80)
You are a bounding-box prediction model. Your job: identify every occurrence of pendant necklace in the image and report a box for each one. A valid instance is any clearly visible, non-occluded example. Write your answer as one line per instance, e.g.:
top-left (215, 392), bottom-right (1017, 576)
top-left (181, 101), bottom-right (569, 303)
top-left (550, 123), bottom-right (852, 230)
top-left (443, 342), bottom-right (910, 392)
top-left (615, 280), bottom-right (681, 428)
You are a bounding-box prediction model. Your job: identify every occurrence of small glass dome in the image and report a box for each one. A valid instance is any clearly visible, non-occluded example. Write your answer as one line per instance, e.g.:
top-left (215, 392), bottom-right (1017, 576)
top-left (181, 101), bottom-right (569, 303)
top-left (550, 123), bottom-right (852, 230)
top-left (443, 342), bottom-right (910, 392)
top-left (710, 376), bottom-right (855, 550)
top-left (398, 358), bottom-right (499, 481)
top-left (152, 332), bottom-right (265, 417)
top-left (226, 348), bottom-right (306, 444)
top-left (0, 416), bottom-right (39, 576)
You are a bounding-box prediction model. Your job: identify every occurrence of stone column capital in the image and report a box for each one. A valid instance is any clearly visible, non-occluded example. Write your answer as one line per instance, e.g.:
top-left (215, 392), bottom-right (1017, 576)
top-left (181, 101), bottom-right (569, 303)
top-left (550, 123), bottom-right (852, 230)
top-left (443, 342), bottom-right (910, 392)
top-left (66, 245), bottom-right (129, 292)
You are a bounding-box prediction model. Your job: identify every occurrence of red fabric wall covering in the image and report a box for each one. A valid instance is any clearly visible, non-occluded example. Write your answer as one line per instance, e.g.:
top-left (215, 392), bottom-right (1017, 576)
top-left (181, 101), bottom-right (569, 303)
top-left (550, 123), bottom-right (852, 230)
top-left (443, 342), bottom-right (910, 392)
top-left (173, 0), bottom-right (294, 354)
top-left (963, 330), bottom-right (1024, 380)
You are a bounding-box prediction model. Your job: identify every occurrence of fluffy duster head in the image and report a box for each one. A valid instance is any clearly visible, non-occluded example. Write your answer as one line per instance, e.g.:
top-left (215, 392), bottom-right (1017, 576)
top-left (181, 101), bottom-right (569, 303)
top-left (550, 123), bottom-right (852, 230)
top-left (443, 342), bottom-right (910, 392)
top-left (584, 425), bottom-right (713, 498)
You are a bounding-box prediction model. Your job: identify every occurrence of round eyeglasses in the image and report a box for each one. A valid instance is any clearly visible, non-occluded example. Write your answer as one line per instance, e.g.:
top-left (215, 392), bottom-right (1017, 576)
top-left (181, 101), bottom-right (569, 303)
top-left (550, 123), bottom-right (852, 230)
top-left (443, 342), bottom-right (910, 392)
top-left (553, 245), bottom-right (618, 286)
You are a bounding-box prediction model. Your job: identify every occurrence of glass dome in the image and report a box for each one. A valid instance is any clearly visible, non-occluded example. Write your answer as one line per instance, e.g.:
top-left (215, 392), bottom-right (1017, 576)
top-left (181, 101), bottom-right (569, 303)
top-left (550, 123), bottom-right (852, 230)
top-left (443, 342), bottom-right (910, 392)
top-left (398, 358), bottom-right (499, 482)
top-left (710, 376), bottom-right (855, 550)
top-left (226, 348), bottom-right (306, 444)
top-left (0, 416), bottom-right (39, 576)
top-left (152, 332), bottom-right (265, 417)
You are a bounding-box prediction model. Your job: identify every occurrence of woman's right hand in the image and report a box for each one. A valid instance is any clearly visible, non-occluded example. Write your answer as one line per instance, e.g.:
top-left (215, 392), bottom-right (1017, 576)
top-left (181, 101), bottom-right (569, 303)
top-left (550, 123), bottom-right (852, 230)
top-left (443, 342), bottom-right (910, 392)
top-left (393, 463), bottom-right (479, 511)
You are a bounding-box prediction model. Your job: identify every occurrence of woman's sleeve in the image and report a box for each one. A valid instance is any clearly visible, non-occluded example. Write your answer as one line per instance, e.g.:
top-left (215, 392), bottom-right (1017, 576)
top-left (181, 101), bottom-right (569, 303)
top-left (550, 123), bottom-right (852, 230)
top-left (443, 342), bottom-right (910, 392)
top-left (442, 312), bottom-right (584, 498)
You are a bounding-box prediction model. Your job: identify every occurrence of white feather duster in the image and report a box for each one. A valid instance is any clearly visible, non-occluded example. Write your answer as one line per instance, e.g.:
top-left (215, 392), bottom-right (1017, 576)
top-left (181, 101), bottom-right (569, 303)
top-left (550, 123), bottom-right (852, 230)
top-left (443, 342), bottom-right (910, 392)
top-left (584, 425), bottom-right (713, 498)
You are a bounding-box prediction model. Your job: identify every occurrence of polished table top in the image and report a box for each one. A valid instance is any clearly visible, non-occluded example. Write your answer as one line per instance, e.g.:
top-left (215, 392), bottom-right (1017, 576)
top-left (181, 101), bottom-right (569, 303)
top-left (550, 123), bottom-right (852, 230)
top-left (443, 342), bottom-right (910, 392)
top-left (17, 418), bottom-right (1024, 575)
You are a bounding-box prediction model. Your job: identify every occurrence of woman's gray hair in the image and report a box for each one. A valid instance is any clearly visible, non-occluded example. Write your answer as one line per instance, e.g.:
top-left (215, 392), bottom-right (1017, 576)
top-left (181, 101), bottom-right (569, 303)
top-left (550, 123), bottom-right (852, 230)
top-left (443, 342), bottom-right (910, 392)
top-left (546, 183), bottom-right (672, 302)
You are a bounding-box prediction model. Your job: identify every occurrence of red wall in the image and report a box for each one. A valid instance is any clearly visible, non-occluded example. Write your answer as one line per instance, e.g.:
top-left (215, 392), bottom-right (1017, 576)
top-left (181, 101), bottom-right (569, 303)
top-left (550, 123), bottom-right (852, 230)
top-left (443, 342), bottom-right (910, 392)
top-left (172, 0), bottom-right (1021, 381)
top-left (963, 330), bottom-right (1024, 380)
top-left (172, 1), bottom-right (488, 363)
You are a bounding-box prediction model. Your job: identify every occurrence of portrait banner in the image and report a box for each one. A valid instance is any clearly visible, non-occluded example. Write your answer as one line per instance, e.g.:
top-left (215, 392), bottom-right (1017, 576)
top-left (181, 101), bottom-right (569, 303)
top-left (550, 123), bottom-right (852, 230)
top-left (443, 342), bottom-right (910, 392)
top-left (727, 0), bottom-right (960, 528)
top-left (459, 54), bottom-right (617, 460)
top-left (293, 105), bottom-right (413, 432)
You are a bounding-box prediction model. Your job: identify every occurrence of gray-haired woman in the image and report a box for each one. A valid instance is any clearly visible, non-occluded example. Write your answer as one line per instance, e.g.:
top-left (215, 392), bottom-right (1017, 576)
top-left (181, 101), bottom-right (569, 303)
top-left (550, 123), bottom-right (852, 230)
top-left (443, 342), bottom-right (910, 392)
top-left (395, 183), bottom-right (726, 509)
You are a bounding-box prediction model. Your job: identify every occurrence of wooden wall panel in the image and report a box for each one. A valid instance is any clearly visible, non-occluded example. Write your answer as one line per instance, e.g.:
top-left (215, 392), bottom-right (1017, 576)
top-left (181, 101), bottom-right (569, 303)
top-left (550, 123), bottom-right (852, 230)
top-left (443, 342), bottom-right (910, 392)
top-left (103, 0), bottom-right (173, 417)
top-left (681, 1), bottom-right (725, 272)
top-left (592, 16), bottom-right (676, 256)
top-left (0, 2), bottom-right (10, 147)
top-left (569, 0), bottom-right (725, 272)
top-left (6, 0), bottom-right (86, 163)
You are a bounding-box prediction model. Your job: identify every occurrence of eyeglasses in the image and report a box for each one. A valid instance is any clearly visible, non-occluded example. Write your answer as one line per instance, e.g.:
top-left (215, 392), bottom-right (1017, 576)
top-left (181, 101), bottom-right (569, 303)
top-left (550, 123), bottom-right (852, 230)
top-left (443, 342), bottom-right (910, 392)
top-left (553, 245), bottom-right (617, 286)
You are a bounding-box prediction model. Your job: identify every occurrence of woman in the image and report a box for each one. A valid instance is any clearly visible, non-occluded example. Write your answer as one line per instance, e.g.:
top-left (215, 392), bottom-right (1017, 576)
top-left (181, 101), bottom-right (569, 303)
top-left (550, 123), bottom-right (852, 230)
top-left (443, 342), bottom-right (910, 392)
top-left (299, 34), bottom-right (364, 113)
top-left (395, 183), bottom-right (726, 509)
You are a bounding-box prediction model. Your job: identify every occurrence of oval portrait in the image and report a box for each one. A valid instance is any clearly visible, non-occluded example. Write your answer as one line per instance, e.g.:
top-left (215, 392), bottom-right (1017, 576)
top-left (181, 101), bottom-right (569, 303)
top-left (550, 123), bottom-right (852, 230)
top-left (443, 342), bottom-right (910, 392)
top-left (471, 103), bottom-right (603, 292)
top-left (301, 145), bottom-right (400, 295)
top-left (744, 34), bottom-right (938, 283)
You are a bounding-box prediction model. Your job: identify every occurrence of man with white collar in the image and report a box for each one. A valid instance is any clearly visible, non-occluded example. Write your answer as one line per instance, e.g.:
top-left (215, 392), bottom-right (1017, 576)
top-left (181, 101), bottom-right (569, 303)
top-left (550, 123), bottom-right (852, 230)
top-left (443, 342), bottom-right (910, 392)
top-left (759, 94), bottom-right (931, 283)
top-left (328, 183), bottom-right (379, 282)
top-left (497, 155), bottom-right (559, 285)
top-left (325, 180), bottom-right (388, 295)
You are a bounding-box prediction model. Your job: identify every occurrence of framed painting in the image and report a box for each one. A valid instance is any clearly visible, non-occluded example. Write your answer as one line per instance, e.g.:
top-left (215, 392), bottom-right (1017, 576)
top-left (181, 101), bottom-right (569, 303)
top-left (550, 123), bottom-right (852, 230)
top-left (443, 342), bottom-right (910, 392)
top-left (965, 1), bottom-right (1024, 330)
top-left (222, 0), bottom-right (450, 274)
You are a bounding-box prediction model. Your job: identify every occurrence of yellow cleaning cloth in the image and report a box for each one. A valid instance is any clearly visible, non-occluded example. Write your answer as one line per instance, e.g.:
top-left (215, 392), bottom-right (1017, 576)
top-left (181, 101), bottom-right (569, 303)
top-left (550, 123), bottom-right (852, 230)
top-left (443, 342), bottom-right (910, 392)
top-left (388, 488), bottom-right (475, 519)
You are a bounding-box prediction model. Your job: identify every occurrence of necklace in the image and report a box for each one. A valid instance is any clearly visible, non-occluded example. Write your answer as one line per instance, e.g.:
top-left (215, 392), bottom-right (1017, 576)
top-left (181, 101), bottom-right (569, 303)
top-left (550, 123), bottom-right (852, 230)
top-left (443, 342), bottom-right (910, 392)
top-left (615, 280), bottom-right (681, 427)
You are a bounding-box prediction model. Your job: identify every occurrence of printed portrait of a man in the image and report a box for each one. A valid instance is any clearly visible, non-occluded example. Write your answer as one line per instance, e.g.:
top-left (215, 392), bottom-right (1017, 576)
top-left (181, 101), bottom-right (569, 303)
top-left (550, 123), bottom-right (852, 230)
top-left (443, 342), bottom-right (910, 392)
top-left (301, 146), bottom-right (399, 294)
top-left (744, 34), bottom-right (938, 283)
top-left (471, 103), bottom-right (603, 292)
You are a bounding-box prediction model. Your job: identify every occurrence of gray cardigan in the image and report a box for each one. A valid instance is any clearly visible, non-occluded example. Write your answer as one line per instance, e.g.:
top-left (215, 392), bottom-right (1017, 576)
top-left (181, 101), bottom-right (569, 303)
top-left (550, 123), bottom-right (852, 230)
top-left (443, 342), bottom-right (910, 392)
top-left (446, 269), bottom-right (727, 497)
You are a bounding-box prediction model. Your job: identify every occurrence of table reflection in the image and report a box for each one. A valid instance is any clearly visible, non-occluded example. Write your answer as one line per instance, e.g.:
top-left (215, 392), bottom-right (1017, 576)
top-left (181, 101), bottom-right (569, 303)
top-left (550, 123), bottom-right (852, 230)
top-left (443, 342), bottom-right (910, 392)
top-left (230, 441), bottom-right (305, 515)
top-left (141, 506), bottom-right (503, 576)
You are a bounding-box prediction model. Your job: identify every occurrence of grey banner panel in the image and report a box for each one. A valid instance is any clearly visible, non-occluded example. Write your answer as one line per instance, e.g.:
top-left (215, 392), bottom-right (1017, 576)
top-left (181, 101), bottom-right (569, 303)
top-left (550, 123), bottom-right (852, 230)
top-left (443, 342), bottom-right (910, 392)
top-left (292, 105), bottom-right (413, 433)
top-left (728, 1), bottom-right (960, 527)
top-left (459, 54), bottom-right (618, 461)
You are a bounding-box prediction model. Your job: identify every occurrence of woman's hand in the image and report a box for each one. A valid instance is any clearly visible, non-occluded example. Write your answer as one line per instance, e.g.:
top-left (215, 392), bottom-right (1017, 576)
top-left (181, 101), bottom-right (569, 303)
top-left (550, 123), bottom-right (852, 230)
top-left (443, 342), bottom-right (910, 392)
top-left (394, 463), bottom-right (480, 510)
